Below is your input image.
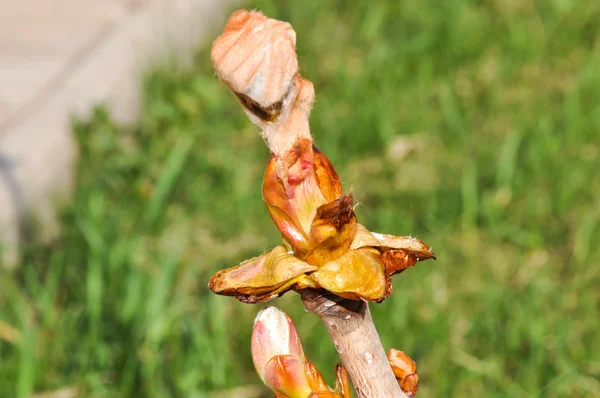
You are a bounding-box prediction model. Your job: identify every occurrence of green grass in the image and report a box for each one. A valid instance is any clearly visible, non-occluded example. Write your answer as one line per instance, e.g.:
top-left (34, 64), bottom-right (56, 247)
top-left (2, 0), bottom-right (600, 397)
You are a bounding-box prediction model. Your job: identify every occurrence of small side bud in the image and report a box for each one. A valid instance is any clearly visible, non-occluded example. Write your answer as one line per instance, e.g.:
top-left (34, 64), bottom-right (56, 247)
top-left (252, 307), bottom-right (311, 398)
top-left (388, 349), bottom-right (419, 397)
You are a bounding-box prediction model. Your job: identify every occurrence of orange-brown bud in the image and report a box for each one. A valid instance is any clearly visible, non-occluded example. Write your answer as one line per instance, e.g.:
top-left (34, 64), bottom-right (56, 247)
top-left (388, 349), bottom-right (419, 397)
top-left (262, 140), bottom-right (356, 264)
top-left (208, 9), bottom-right (435, 305)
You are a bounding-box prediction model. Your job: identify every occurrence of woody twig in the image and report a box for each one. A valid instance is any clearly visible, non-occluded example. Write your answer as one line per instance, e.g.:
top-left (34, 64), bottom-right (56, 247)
top-left (209, 10), bottom-right (433, 398)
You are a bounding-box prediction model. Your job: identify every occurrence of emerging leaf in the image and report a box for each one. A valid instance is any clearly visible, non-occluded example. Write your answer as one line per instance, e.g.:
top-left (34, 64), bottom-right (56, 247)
top-left (264, 356), bottom-right (313, 398)
top-left (209, 9), bottom-right (435, 305)
top-left (212, 10), bottom-right (298, 110)
top-left (313, 249), bottom-right (391, 302)
top-left (208, 246), bottom-right (316, 303)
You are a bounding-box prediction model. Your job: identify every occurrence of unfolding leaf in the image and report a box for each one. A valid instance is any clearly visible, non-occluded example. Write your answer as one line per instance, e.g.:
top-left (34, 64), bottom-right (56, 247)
top-left (305, 194), bottom-right (357, 265)
top-left (208, 246), bottom-right (317, 303)
top-left (262, 142), bottom-right (349, 261)
top-left (334, 364), bottom-right (350, 398)
top-left (380, 250), bottom-right (419, 276)
top-left (313, 248), bottom-right (391, 302)
top-left (264, 355), bottom-right (312, 398)
top-left (263, 141), bottom-right (324, 256)
top-left (304, 358), bottom-right (331, 393)
top-left (351, 224), bottom-right (435, 260)
top-left (211, 10), bottom-right (298, 109)
top-left (312, 146), bottom-right (342, 202)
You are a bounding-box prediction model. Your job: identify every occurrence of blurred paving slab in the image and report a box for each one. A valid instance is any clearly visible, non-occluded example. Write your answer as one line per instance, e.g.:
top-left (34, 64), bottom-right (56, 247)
top-left (0, 0), bottom-right (241, 267)
top-left (0, 0), bottom-right (129, 127)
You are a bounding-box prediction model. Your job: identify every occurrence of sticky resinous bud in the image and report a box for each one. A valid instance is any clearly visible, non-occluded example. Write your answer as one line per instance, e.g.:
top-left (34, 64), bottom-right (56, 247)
top-left (252, 307), bottom-right (312, 398)
top-left (208, 9), bottom-right (435, 305)
top-left (251, 307), bottom-right (350, 398)
top-left (388, 349), bottom-right (419, 397)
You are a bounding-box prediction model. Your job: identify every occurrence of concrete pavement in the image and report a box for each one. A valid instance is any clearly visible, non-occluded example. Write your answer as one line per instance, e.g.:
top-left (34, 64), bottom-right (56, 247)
top-left (0, 0), bottom-right (240, 267)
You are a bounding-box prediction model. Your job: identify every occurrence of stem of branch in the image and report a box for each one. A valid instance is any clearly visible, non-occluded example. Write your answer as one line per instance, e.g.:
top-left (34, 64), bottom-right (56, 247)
top-left (300, 289), bottom-right (406, 398)
top-left (212, 11), bottom-right (409, 397)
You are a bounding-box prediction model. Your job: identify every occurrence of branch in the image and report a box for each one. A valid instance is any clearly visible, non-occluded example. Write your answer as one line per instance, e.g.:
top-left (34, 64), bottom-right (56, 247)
top-left (211, 10), bottom-right (408, 397)
top-left (301, 289), bottom-right (406, 398)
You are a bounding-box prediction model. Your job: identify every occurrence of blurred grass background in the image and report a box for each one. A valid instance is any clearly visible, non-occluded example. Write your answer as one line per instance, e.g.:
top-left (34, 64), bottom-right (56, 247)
top-left (1, 0), bottom-right (600, 397)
